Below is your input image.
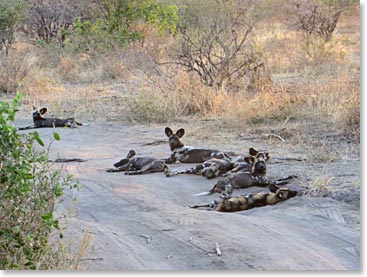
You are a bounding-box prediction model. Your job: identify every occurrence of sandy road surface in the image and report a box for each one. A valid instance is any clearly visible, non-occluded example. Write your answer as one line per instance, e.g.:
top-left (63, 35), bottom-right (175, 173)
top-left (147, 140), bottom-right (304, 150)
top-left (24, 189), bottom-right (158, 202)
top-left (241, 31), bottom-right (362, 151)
top-left (16, 121), bottom-right (360, 270)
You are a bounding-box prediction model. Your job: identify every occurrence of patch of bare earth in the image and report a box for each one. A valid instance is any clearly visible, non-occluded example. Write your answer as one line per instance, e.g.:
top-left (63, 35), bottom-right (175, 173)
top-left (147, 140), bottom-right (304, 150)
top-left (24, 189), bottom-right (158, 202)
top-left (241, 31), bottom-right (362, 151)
top-left (15, 118), bottom-right (360, 270)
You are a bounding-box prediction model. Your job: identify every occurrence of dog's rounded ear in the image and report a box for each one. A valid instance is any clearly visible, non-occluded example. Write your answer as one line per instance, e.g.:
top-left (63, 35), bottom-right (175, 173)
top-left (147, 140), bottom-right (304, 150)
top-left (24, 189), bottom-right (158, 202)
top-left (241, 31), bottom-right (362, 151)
top-left (176, 128), bottom-right (185, 138)
top-left (39, 108), bottom-right (47, 115)
top-left (165, 127), bottom-right (173, 137)
top-left (127, 150), bottom-right (136, 159)
top-left (32, 106), bottom-right (37, 111)
top-left (244, 156), bottom-right (254, 164)
top-left (265, 152), bottom-right (270, 161)
top-left (249, 147), bottom-right (258, 156)
top-left (269, 184), bottom-right (280, 193)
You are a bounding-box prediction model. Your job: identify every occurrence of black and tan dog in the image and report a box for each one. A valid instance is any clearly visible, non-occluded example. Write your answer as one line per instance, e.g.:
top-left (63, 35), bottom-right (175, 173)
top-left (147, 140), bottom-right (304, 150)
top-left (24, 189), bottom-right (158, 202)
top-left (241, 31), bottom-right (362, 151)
top-left (106, 150), bottom-right (168, 175)
top-left (164, 151), bottom-right (232, 179)
top-left (164, 127), bottom-right (230, 164)
top-left (222, 148), bottom-right (270, 176)
top-left (18, 106), bottom-right (82, 130)
top-left (165, 148), bottom-right (268, 179)
top-left (190, 184), bottom-right (298, 212)
top-left (195, 154), bottom-right (296, 196)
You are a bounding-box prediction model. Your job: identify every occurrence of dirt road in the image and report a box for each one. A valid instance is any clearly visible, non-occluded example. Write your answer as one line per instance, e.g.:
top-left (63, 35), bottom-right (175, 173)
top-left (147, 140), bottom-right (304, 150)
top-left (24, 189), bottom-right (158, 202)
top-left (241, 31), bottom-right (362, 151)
top-left (17, 121), bottom-right (360, 270)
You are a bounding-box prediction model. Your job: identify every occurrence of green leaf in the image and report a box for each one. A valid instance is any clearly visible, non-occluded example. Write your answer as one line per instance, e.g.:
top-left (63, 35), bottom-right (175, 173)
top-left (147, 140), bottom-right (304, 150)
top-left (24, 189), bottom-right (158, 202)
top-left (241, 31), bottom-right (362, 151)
top-left (53, 132), bottom-right (60, 141)
top-left (33, 131), bottom-right (45, 147)
top-left (41, 213), bottom-right (53, 221)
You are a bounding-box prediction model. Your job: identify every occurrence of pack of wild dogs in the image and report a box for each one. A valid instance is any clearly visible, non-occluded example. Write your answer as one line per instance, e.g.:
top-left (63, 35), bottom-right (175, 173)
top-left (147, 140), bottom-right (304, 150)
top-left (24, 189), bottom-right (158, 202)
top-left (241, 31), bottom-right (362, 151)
top-left (19, 107), bottom-right (298, 213)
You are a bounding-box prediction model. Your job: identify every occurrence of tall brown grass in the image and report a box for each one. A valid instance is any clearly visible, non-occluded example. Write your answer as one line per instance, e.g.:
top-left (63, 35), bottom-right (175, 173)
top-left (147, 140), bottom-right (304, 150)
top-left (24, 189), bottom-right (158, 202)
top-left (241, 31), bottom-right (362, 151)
top-left (3, 3), bottom-right (359, 140)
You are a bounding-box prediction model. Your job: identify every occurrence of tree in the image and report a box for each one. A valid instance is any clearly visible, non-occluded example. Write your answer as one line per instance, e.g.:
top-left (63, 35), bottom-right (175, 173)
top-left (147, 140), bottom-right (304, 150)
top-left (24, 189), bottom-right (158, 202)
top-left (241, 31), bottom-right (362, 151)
top-left (74, 0), bottom-right (179, 48)
top-left (288, 0), bottom-right (358, 42)
top-left (22, 0), bottom-right (86, 45)
top-left (0, 0), bottom-right (28, 55)
top-left (170, 0), bottom-right (266, 90)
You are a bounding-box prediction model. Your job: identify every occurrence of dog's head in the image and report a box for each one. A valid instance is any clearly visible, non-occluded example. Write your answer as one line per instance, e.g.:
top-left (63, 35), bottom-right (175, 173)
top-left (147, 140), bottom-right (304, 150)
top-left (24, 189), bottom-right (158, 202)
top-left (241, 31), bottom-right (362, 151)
top-left (202, 165), bottom-right (220, 179)
top-left (247, 148), bottom-right (269, 174)
top-left (113, 150), bottom-right (136, 168)
top-left (165, 127), bottom-right (185, 151)
top-left (32, 106), bottom-right (47, 122)
top-left (210, 179), bottom-right (229, 194)
top-left (269, 184), bottom-right (297, 204)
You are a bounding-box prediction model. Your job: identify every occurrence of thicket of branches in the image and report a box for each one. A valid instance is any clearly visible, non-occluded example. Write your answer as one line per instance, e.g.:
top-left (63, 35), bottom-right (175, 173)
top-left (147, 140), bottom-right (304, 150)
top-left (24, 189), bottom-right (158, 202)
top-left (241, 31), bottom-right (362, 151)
top-left (0, 0), bottom-right (357, 91)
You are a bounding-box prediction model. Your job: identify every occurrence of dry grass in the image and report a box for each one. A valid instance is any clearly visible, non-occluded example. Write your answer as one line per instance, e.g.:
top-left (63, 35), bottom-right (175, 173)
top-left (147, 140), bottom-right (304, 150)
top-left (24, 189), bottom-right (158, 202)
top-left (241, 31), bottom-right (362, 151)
top-left (1, 2), bottom-right (358, 139)
top-left (306, 174), bottom-right (334, 197)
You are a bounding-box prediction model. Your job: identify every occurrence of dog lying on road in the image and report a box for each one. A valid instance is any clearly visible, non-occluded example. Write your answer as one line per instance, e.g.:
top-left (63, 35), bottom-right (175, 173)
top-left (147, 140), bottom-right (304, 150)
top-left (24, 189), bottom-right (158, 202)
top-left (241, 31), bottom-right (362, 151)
top-left (190, 184), bottom-right (298, 212)
top-left (165, 148), bottom-right (269, 179)
top-left (195, 153), bottom-right (296, 197)
top-left (106, 150), bottom-right (168, 175)
top-left (18, 107), bottom-right (82, 130)
top-left (164, 127), bottom-right (233, 164)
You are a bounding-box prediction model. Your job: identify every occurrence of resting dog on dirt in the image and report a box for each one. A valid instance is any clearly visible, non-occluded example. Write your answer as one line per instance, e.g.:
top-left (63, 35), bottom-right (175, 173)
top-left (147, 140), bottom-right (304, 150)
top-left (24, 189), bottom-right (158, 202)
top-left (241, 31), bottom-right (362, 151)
top-left (195, 154), bottom-right (296, 196)
top-left (18, 106), bottom-right (82, 130)
top-left (190, 184), bottom-right (298, 212)
top-left (165, 148), bottom-right (269, 179)
top-left (163, 127), bottom-right (232, 164)
top-left (222, 148), bottom-right (270, 176)
top-left (106, 150), bottom-right (168, 175)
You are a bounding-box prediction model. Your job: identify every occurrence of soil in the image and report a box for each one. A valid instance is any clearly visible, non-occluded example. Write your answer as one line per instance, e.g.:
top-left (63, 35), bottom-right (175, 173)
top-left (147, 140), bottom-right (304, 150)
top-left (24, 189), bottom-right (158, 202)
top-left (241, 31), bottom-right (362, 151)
top-left (15, 119), bottom-right (360, 270)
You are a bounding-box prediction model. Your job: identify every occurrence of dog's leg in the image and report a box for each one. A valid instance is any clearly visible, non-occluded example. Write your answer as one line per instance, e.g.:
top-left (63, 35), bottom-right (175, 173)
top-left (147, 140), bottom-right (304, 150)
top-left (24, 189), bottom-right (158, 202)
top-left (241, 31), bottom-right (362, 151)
top-left (18, 125), bottom-right (36, 130)
top-left (221, 184), bottom-right (234, 199)
top-left (106, 164), bottom-right (130, 173)
top-left (271, 175), bottom-right (297, 186)
top-left (106, 167), bottom-right (125, 172)
top-left (190, 199), bottom-right (217, 210)
top-left (163, 154), bottom-right (177, 164)
top-left (165, 164), bottom-right (203, 177)
top-left (125, 161), bottom-right (166, 175)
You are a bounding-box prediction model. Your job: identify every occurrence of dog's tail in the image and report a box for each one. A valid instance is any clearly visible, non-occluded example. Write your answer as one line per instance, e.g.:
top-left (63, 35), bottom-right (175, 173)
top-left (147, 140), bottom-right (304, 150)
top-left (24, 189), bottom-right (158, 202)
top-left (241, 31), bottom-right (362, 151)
top-left (189, 203), bottom-right (211, 209)
top-left (194, 191), bottom-right (213, 196)
top-left (194, 186), bottom-right (216, 196)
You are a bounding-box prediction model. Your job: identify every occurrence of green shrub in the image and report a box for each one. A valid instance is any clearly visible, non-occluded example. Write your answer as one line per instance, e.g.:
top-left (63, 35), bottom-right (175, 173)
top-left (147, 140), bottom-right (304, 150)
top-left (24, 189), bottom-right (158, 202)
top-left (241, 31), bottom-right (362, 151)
top-left (0, 93), bottom-right (77, 269)
top-left (0, 0), bottom-right (29, 56)
top-left (72, 0), bottom-right (179, 50)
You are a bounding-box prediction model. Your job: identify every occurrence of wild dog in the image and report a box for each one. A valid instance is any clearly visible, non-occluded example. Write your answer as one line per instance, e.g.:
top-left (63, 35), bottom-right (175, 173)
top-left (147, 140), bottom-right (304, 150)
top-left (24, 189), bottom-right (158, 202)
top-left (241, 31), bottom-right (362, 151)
top-left (222, 148), bottom-right (270, 177)
top-left (165, 148), bottom-right (268, 179)
top-left (165, 152), bottom-right (233, 179)
top-left (195, 154), bottom-right (296, 196)
top-left (190, 184), bottom-right (298, 212)
top-left (18, 107), bottom-right (82, 130)
top-left (164, 127), bottom-right (228, 164)
top-left (106, 150), bottom-right (168, 175)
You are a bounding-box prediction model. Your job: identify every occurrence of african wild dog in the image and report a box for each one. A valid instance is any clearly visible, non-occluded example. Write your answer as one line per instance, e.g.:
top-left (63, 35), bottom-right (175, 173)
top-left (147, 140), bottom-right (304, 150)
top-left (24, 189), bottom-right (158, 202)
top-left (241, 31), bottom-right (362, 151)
top-left (190, 184), bottom-right (298, 212)
top-left (165, 148), bottom-right (268, 179)
top-left (106, 150), bottom-right (168, 175)
top-left (222, 148), bottom-right (270, 176)
top-left (163, 127), bottom-right (229, 164)
top-left (164, 151), bottom-right (232, 179)
top-left (18, 107), bottom-right (82, 130)
top-left (195, 154), bottom-right (296, 196)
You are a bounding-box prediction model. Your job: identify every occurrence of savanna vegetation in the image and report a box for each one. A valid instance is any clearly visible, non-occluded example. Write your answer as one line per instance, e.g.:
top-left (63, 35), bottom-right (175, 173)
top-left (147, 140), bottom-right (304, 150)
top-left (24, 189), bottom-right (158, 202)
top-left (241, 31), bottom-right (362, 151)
top-left (0, 94), bottom-right (89, 269)
top-left (0, 0), bottom-right (360, 269)
top-left (0, 0), bottom-right (360, 135)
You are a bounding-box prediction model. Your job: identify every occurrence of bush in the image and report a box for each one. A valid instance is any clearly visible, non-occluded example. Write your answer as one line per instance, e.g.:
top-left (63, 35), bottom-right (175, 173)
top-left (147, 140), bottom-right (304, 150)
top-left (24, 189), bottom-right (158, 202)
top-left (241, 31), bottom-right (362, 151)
top-left (301, 35), bottom-right (347, 65)
top-left (0, 0), bottom-right (29, 56)
top-left (0, 93), bottom-right (77, 269)
top-left (72, 0), bottom-right (179, 50)
top-left (172, 0), bottom-right (266, 90)
top-left (0, 52), bottom-right (36, 94)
